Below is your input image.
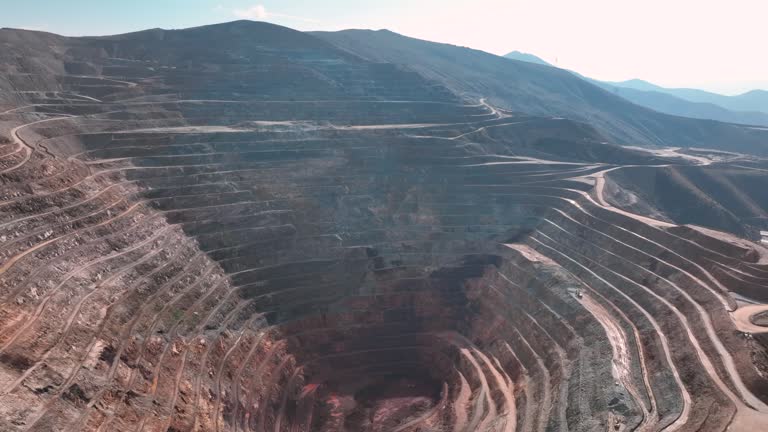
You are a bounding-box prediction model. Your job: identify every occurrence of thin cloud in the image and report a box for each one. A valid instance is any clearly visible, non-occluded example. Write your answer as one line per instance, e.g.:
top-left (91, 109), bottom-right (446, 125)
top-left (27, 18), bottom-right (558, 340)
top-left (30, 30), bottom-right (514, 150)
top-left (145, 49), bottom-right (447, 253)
top-left (232, 4), bottom-right (321, 24)
top-left (233, 5), bottom-right (267, 20)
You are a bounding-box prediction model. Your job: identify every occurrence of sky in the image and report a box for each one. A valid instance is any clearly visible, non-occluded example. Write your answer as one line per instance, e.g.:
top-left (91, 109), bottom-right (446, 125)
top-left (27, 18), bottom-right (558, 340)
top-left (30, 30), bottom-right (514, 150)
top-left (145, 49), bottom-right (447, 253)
top-left (2, 0), bottom-right (766, 95)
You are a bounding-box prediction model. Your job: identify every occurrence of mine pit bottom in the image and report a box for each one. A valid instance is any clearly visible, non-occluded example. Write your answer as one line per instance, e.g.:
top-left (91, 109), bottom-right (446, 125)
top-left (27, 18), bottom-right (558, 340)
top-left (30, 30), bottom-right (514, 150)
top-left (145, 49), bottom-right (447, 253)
top-left (313, 372), bottom-right (443, 431)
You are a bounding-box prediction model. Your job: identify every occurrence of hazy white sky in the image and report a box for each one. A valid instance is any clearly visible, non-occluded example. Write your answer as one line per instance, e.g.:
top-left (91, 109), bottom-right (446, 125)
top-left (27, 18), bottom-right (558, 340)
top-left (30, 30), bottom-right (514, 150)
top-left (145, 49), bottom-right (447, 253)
top-left (3, 0), bottom-right (767, 94)
top-left (421, 1), bottom-right (767, 94)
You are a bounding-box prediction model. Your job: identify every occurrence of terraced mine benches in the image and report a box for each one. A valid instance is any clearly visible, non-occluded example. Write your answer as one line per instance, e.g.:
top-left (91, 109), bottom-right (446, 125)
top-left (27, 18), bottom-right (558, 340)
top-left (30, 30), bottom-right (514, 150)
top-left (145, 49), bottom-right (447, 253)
top-left (1, 20), bottom-right (768, 432)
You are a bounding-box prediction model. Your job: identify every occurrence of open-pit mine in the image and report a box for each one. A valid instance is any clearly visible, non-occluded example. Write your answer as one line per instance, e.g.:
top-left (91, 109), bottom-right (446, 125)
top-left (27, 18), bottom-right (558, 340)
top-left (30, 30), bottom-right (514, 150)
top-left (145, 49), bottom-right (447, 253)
top-left (1, 20), bottom-right (768, 432)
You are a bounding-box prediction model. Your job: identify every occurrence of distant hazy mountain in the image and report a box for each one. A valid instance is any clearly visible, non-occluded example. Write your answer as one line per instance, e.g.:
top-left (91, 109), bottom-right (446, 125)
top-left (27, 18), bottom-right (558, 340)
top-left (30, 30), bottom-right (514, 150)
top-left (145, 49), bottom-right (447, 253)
top-left (609, 81), bottom-right (768, 114)
top-left (503, 50), bottom-right (768, 125)
top-left (605, 78), bottom-right (664, 92)
top-left (503, 51), bottom-right (551, 66)
top-left (598, 85), bottom-right (768, 126)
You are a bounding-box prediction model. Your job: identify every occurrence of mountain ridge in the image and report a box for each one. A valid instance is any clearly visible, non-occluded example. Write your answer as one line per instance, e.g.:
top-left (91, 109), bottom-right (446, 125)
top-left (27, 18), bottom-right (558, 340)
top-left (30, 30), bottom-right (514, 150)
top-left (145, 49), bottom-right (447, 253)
top-left (314, 28), bottom-right (768, 153)
top-left (502, 48), bottom-right (768, 124)
top-left (503, 50), bottom-right (550, 66)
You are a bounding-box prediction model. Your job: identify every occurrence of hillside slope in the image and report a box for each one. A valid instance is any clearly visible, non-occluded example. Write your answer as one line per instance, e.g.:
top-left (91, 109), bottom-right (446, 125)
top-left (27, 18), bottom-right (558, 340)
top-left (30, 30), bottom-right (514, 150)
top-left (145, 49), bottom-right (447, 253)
top-left (600, 85), bottom-right (768, 126)
top-left (314, 29), bottom-right (768, 153)
top-left (610, 80), bottom-right (768, 114)
top-left (501, 52), bottom-right (768, 126)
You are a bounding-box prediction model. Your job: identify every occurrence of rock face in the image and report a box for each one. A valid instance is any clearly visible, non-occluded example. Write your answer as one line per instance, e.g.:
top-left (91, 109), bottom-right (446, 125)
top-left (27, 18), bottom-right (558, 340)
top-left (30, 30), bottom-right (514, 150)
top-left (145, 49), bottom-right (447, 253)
top-left (0, 20), bottom-right (768, 432)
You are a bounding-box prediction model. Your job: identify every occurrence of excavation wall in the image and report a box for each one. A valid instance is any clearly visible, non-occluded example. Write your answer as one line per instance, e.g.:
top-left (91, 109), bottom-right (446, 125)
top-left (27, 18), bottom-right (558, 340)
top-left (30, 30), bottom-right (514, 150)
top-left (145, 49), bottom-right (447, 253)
top-left (1, 21), bottom-right (768, 432)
